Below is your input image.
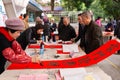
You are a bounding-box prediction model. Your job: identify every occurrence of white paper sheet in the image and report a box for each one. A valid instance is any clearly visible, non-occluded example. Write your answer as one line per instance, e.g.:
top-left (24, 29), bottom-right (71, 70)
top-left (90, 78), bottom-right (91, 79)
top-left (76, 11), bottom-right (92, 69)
top-left (64, 73), bottom-right (100, 80)
top-left (59, 68), bottom-right (87, 78)
top-left (62, 44), bottom-right (79, 52)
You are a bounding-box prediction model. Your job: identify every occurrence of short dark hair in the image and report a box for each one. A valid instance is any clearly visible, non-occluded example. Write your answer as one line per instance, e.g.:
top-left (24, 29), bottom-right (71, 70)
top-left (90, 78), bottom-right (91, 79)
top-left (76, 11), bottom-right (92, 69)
top-left (23, 13), bottom-right (28, 19)
top-left (78, 13), bottom-right (82, 16)
top-left (35, 24), bottom-right (44, 31)
top-left (97, 16), bottom-right (102, 19)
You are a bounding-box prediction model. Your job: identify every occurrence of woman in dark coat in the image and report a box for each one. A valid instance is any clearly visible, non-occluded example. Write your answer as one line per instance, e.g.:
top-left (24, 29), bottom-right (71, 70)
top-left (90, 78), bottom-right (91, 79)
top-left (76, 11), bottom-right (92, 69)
top-left (17, 24), bottom-right (44, 50)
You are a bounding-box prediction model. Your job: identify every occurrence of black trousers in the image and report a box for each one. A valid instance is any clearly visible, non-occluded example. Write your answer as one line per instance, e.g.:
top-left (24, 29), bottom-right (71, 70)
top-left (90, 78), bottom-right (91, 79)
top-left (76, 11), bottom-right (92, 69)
top-left (0, 62), bottom-right (6, 74)
top-left (0, 67), bottom-right (5, 74)
top-left (0, 58), bottom-right (6, 74)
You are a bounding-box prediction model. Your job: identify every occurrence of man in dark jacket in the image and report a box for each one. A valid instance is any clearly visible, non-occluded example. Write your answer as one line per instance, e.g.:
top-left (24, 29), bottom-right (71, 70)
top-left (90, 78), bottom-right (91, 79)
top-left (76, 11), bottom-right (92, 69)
top-left (78, 11), bottom-right (103, 54)
top-left (17, 24), bottom-right (44, 50)
top-left (74, 13), bottom-right (84, 43)
top-left (58, 16), bottom-right (76, 41)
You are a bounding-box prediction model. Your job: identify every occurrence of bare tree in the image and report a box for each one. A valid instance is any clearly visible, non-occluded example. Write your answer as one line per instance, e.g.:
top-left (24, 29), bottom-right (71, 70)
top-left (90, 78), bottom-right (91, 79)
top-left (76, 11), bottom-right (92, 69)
top-left (51, 0), bottom-right (55, 11)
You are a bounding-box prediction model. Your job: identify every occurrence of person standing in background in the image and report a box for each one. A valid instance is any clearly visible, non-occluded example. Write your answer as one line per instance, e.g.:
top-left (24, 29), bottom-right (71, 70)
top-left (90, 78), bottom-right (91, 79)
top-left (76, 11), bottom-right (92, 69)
top-left (35, 16), bottom-right (43, 25)
top-left (58, 16), bottom-right (76, 41)
top-left (43, 17), bottom-right (51, 42)
top-left (17, 24), bottom-right (44, 50)
top-left (74, 13), bottom-right (85, 43)
top-left (112, 18), bottom-right (117, 29)
top-left (49, 18), bottom-right (57, 42)
top-left (95, 16), bottom-right (102, 27)
top-left (58, 17), bottom-right (64, 28)
top-left (19, 14), bottom-right (23, 20)
top-left (23, 13), bottom-right (29, 30)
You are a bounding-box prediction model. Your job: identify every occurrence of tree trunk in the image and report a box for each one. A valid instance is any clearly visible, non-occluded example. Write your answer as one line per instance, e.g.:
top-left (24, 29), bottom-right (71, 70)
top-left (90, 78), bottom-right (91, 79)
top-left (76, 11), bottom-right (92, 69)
top-left (51, 0), bottom-right (55, 11)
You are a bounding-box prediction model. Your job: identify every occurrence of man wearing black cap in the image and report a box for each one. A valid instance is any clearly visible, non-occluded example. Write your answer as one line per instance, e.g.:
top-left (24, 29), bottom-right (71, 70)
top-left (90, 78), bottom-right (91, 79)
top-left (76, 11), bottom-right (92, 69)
top-left (17, 24), bottom-right (44, 50)
top-left (0, 18), bottom-right (40, 74)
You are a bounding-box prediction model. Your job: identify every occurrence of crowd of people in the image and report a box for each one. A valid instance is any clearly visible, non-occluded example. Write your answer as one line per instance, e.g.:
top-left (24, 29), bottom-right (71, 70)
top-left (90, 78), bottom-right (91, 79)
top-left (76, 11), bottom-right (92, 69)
top-left (1, 10), bottom-right (120, 74)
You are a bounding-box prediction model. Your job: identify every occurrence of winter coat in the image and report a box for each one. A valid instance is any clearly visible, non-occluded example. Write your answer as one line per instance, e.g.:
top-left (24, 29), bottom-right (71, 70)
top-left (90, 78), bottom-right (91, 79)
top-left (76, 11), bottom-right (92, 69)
top-left (58, 24), bottom-right (76, 41)
top-left (0, 27), bottom-right (31, 74)
top-left (105, 23), bottom-right (114, 32)
top-left (80, 21), bottom-right (103, 54)
top-left (114, 21), bottom-right (120, 38)
top-left (50, 22), bottom-right (57, 32)
top-left (43, 23), bottom-right (51, 36)
top-left (75, 23), bottom-right (84, 42)
top-left (17, 27), bottom-right (42, 50)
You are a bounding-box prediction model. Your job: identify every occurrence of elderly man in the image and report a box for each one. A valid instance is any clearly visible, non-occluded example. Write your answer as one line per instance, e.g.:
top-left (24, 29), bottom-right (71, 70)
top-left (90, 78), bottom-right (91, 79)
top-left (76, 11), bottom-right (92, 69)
top-left (78, 11), bottom-right (103, 54)
top-left (58, 16), bottom-right (76, 41)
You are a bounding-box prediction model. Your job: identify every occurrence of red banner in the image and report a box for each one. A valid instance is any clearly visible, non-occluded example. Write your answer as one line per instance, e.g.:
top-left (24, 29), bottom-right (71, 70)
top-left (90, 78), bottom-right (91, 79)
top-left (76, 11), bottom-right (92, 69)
top-left (8, 39), bottom-right (120, 69)
top-left (28, 43), bottom-right (62, 48)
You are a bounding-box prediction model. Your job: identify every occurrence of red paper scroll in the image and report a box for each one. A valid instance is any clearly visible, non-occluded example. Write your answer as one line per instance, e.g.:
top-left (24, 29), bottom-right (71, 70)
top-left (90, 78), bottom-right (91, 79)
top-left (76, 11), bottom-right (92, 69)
top-left (57, 49), bottom-right (70, 54)
top-left (37, 40), bottom-right (120, 68)
top-left (28, 43), bottom-right (62, 48)
top-left (28, 44), bottom-right (40, 48)
top-left (8, 39), bottom-right (120, 69)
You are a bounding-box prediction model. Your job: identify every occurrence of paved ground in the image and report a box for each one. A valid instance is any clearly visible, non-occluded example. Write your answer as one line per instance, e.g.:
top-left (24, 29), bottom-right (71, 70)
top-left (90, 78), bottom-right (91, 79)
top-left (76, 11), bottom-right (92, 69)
top-left (98, 54), bottom-right (120, 80)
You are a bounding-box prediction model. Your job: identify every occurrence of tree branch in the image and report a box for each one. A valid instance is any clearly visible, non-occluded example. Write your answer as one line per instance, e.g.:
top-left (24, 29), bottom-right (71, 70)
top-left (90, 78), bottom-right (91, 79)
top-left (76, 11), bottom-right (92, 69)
top-left (113, 0), bottom-right (120, 2)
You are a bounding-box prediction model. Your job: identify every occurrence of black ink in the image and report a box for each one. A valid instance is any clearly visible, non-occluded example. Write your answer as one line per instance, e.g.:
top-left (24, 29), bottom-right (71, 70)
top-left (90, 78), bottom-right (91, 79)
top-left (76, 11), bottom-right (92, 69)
top-left (48, 62), bottom-right (59, 66)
